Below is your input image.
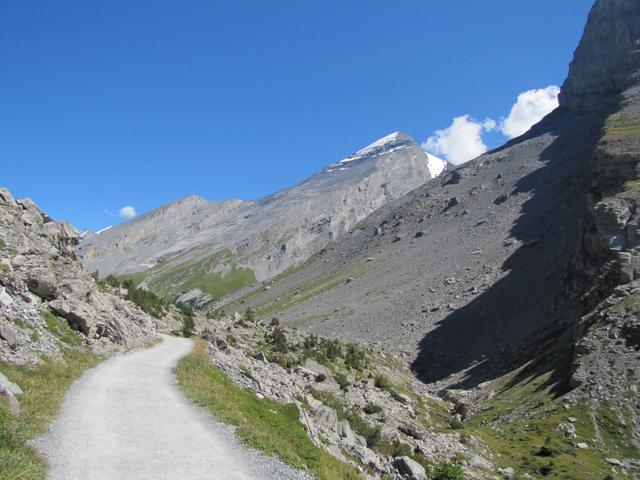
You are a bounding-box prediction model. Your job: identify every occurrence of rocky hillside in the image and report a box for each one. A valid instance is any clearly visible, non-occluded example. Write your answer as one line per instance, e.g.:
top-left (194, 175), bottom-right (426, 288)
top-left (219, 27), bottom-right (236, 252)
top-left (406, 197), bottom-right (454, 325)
top-left (214, 1), bottom-right (640, 476)
top-left (0, 188), bottom-right (163, 366)
top-left (77, 133), bottom-right (444, 303)
top-left (223, 0), bottom-right (637, 382)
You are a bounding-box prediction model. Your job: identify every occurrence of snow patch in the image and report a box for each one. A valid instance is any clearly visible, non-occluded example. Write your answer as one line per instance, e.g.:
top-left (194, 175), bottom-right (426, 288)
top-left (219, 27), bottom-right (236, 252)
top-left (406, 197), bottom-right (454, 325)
top-left (426, 153), bottom-right (447, 178)
top-left (95, 225), bottom-right (113, 235)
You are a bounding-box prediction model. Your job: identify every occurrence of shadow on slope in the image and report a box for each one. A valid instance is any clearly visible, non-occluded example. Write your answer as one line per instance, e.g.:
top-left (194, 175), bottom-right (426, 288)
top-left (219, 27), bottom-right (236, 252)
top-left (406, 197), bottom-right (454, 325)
top-left (412, 108), bottom-right (609, 390)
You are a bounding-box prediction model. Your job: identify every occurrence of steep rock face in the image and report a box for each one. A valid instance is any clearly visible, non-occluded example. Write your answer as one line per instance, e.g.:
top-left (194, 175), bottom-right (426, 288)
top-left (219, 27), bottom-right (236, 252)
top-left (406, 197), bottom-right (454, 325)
top-left (559, 0), bottom-right (640, 424)
top-left (0, 188), bottom-right (157, 364)
top-left (559, 0), bottom-right (640, 112)
top-left (78, 132), bottom-right (437, 299)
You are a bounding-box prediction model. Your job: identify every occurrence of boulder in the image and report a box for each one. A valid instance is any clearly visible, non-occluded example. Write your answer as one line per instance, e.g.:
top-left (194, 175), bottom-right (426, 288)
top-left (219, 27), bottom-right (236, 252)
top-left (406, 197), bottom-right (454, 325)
top-left (0, 385), bottom-right (20, 415)
top-left (337, 420), bottom-right (355, 442)
top-left (394, 456), bottom-right (426, 479)
top-left (0, 372), bottom-right (23, 395)
top-left (315, 405), bottom-right (339, 431)
top-left (17, 197), bottom-right (52, 222)
top-left (0, 188), bottom-right (15, 205)
top-left (48, 299), bottom-right (96, 335)
top-left (0, 287), bottom-right (13, 307)
top-left (39, 221), bottom-right (81, 255)
top-left (0, 325), bottom-right (17, 350)
top-left (27, 268), bottom-right (58, 300)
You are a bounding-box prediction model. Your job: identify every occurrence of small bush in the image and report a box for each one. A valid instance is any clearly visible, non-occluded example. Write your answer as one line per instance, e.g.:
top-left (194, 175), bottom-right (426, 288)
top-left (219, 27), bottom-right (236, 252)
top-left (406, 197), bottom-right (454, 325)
top-left (244, 307), bottom-right (255, 323)
top-left (270, 317), bottom-right (280, 327)
top-left (432, 461), bottom-right (465, 480)
top-left (449, 418), bottom-right (464, 430)
top-left (179, 304), bottom-right (195, 337)
top-left (334, 373), bottom-right (350, 391)
top-left (225, 334), bottom-right (237, 346)
top-left (363, 403), bottom-right (382, 415)
top-left (374, 375), bottom-right (392, 390)
top-left (265, 327), bottom-right (288, 353)
top-left (315, 373), bottom-right (327, 382)
top-left (344, 344), bottom-right (366, 371)
top-left (123, 282), bottom-right (166, 318)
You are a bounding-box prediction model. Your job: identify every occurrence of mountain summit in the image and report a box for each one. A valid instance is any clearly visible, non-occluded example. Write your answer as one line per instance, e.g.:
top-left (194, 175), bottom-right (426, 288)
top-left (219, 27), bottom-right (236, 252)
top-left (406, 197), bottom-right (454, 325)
top-left (78, 131), bottom-right (438, 301)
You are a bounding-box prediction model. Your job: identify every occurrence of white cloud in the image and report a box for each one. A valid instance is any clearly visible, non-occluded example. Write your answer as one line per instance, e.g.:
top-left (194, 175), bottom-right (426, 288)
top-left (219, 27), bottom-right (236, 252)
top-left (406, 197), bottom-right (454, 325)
top-left (118, 206), bottom-right (137, 219)
top-left (422, 115), bottom-right (496, 165)
top-left (500, 85), bottom-right (560, 138)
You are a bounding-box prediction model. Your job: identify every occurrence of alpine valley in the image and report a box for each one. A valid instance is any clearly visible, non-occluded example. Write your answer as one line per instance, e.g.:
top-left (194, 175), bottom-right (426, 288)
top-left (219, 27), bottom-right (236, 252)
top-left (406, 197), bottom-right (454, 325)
top-left (1, 1), bottom-right (639, 479)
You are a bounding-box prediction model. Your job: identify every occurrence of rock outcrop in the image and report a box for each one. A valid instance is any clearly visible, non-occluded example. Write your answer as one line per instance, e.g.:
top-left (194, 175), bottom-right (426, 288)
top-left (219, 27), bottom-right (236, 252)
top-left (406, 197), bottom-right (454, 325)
top-left (0, 188), bottom-right (157, 364)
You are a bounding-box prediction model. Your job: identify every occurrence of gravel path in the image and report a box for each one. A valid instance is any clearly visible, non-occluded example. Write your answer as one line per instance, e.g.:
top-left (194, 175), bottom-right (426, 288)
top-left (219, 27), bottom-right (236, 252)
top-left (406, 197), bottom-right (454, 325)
top-left (37, 335), bottom-right (311, 480)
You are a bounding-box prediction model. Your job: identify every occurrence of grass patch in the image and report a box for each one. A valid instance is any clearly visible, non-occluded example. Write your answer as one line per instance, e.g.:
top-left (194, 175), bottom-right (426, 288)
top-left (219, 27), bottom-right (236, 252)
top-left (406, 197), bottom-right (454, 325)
top-left (462, 369), bottom-right (639, 479)
top-left (0, 348), bottom-right (99, 480)
top-left (42, 311), bottom-right (84, 346)
top-left (176, 340), bottom-right (358, 480)
top-left (139, 248), bottom-right (256, 300)
top-left (230, 257), bottom-right (372, 319)
top-left (603, 111), bottom-right (640, 144)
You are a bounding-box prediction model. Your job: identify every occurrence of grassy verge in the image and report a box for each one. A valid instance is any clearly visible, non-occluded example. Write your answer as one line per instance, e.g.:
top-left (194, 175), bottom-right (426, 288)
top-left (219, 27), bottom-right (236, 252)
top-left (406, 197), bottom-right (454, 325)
top-left (454, 369), bottom-right (639, 479)
top-left (175, 340), bottom-right (359, 480)
top-left (0, 347), bottom-right (99, 480)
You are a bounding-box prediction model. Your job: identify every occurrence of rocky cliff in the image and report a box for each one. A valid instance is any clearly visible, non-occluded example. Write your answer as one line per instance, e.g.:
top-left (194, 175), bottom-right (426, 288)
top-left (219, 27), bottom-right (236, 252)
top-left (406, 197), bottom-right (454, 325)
top-left (0, 188), bottom-right (159, 365)
top-left (77, 132), bottom-right (443, 302)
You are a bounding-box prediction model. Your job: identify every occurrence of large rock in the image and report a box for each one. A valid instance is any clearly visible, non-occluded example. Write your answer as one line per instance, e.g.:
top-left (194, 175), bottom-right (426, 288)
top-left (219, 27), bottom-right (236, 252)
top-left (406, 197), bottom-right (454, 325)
top-left (26, 268), bottom-right (59, 300)
top-left (48, 299), bottom-right (96, 336)
top-left (394, 456), bottom-right (426, 480)
top-left (0, 385), bottom-right (20, 415)
top-left (0, 325), bottom-right (17, 350)
top-left (0, 287), bottom-right (13, 308)
top-left (0, 372), bottom-right (23, 395)
top-left (0, 188), bottom-right (15, 205)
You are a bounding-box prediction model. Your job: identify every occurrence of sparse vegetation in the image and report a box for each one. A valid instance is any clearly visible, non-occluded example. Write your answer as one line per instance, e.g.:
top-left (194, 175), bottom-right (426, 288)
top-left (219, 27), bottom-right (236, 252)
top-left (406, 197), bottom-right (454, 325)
top-left (265, 326), bottom-right (288, 353)
top-left (374, 374), bottom-right (392, 390)
top-left (431, 460), bottom-right (465, 480)
top-left (178, 304), bottom-right (195, 337)
top-left (97, 275), bottom-right (167, 318)
top-left (42, 311), bottom-right (83, 346)
top-left (176, 341), bottom-right (359, 480)
top-left (363, 403), bottom-right (382, 415)
top-left (0, 348), bottom-right (99, 480)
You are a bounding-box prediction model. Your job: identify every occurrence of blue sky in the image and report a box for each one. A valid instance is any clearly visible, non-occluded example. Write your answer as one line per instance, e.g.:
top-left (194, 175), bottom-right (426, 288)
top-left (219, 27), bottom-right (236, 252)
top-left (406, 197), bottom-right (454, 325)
top-left (1, 1), bottom-right (594, 231)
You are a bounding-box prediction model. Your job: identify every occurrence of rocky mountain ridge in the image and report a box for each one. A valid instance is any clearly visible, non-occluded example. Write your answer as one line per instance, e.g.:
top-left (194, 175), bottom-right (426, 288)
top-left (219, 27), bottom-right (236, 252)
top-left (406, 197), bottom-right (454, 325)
top-left (0, 187), bottom-right (166, 366)
top-left (77, 132), bottom-right (443, 303)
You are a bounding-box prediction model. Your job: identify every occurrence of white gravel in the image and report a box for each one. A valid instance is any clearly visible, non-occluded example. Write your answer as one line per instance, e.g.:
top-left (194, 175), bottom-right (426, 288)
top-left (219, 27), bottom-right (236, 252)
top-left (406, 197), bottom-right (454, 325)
top-left (36, 335), bottom-right (312, 480)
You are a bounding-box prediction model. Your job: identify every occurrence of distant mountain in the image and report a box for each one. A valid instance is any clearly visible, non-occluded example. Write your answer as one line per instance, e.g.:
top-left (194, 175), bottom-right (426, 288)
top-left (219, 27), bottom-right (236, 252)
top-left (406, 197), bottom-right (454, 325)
top-left (78, 131), bottom-right (439, 301)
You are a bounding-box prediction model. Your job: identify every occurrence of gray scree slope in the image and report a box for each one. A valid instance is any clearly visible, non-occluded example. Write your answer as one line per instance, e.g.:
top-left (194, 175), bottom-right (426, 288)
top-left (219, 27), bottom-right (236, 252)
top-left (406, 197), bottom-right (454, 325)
top-left (231, 0), bottom-right (640, 389)
top-left (78, 132), bottom-right (442, 283)
top-left (37, 335), bottom-right (309, 480)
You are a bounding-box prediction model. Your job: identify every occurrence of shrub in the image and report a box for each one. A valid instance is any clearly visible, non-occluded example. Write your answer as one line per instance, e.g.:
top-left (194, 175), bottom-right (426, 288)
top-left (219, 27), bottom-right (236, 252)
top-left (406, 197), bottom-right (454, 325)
top-left (449, 418), bottom-right (464, 430)
top-left (244, 307), bottom-right (255, 323)
top-left (265, 327), bottom-right (288, 353)
top-left (344, 344), bottom-right (366, 371)
top-left (315, 373), bottom-right (327, 382)
top-left (334, 373), bottom-right (350, 391)
top-left (124, 283), bottom-right (166, 318)
top-left (270, 317), bottom-right (280, 327)
top-left (225, 334), bottom-right (237, 346)
top-left (374, 375), bottom-right (392, 390)
top-left (363, 403), bottom-right (382, 415)
top-left (432, 461), bottom-right (465, 480)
